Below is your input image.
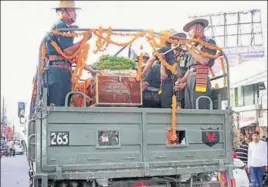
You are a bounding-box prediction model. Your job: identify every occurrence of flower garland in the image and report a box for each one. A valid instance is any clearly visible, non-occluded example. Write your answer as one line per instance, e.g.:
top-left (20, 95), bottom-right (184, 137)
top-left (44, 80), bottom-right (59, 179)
top-left (51, 31), bottom-right (91, 91)
top-left (220, 57), bottom-right (227, 87)
top-left (136, 45), bottom-right (144, 81)
top-left (149, 42), bottom-right (178, 75)
top-left (50, 28), bottom-right (225, 135)
top-left (170, 95), bottom-right (177, 141)
top-left (40, 43), bottom-right (47, 77)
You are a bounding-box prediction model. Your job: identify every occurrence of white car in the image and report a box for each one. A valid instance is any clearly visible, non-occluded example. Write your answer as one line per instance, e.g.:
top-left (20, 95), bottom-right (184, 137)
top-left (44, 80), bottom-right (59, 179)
top-left (232, 158), bottom-right (250, 187)
top-left (14, 142), bottom-right (24, 155)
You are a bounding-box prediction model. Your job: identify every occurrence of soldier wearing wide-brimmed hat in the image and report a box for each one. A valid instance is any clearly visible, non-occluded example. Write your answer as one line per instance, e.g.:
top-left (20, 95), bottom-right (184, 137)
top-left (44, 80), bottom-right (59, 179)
top-left (178, 17), bottom-right (217, 110)
top-left (45, 1), bottom-right (98, 106)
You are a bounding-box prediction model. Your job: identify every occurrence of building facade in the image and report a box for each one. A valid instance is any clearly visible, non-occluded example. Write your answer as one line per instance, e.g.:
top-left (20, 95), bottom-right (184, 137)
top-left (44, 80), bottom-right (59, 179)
top-left (230, 58), bottom-right (267, 137)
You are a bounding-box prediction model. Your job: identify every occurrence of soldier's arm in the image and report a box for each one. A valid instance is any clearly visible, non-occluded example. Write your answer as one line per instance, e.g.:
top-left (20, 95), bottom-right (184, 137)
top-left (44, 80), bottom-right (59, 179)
top-left (142, 55), bottom-right (156, 77)
top-left (63, 42), bottom-right (82, 55)
top-left (179, 69), bottom-right (189, 83)
top-left (186, 39), bottom-right (217, 65)
top-left (55, 21), bottom-right (92, 56)
top-left (160, 63), bottom-right (167, 80)
top-left (63, 34), bottom-right (92, 56)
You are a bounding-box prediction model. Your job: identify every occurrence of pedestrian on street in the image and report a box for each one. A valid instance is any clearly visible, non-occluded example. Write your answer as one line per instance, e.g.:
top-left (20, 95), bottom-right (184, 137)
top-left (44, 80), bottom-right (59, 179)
top-left (248, 131), bottom-right (268, 187)
top-left (236, 130), bottom-right (249, 164)
top-left (11, 142), bottom-right (15, 157)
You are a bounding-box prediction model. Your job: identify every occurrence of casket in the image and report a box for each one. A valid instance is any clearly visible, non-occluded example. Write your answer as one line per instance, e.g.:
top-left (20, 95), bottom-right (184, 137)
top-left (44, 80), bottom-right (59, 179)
top-left (89, 72), bottom-right (142, 106)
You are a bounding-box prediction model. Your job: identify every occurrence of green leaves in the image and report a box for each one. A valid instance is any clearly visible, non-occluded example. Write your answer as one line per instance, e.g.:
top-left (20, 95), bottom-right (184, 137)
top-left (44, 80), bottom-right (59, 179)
top-left (95, 55), bottom-right (136, 70)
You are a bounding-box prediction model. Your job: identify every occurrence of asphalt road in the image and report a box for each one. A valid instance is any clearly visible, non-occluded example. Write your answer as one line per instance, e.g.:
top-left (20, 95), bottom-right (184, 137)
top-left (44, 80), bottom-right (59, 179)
top-left (1, 154), bottom-right (29, 187)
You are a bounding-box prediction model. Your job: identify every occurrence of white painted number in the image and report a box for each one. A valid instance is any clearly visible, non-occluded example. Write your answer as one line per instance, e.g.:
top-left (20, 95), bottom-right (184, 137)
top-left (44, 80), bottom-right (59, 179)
top-left (50, 132), bottom-right (69, 146)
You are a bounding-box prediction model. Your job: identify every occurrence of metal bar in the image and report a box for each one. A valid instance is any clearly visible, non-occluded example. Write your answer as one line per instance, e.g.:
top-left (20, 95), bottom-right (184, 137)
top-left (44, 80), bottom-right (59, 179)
top-left (128, 45), bottom-right (131, 58)
top-left (114, 45), bottom-right (128, 56)
top-left (209, 15), bottom-right (215, 38)
top-left (222, 51), bottom-right (231, 108)
top-left (189, 9), bottom-right (260, 17)
top-left (223, 13), bottom-right (227, 47)
top-left (212, 32), bottom-right (262, 38)
top-left (206, 22), bottom-right (262, 27)
top-left (210, 74), bottom-right (227, 81)
top-left (55, 28), bottom-right (158, 34)
top-left (250, 10), bottom-right (255, 45)
top-left (237, 12), bottom-right (240, 46)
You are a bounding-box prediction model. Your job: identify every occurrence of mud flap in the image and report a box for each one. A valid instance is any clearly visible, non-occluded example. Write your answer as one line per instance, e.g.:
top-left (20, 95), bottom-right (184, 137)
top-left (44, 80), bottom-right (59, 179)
top-left (201, 127), bottom-right (220, 147)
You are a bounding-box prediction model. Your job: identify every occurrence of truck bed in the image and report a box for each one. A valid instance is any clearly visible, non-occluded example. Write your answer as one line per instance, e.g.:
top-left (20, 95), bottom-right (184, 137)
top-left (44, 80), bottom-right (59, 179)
top-left (35, 107), bottom-right (233, 180)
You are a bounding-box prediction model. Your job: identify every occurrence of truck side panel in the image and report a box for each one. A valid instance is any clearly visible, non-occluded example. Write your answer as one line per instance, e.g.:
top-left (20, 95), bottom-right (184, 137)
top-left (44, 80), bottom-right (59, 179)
top-left (39, 107), bottom-right (232, 178)
top-left (146, 112), bottom-right (226, 162)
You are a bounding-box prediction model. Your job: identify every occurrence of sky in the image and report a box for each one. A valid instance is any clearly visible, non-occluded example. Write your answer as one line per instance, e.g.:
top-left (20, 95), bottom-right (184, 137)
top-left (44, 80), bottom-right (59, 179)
top-left (1, 1), bottom-right (267, 130)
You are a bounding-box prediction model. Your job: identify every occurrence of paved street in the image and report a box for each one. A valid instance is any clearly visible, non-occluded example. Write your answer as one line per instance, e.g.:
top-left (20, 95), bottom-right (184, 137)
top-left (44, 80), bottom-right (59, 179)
top-left (1, 154), bottom-right (29, 187)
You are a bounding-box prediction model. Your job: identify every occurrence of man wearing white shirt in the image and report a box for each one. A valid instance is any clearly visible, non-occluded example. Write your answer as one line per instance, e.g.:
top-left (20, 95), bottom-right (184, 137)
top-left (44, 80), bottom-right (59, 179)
top-left (248, 131), bottom-right (268, 187)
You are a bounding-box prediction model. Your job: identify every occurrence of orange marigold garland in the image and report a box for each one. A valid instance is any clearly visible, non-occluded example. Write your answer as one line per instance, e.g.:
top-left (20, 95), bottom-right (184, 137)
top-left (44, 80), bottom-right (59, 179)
top-left (51, 31), bottom-right (91, 91)
top-left (136, 45), bottom-right (144, 81)
top-left (171, 95), bottom-right (177, 141)
top-left (40, 43), bottom-right (47, 76)
top-left (220, 57), bottom-right (227, 87)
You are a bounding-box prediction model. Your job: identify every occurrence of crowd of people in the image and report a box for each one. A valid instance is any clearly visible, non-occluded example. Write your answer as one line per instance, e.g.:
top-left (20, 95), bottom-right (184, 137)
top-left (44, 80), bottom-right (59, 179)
top-left (43, 0), bottom-right (218, 110)
top-left (235, 130), bottom-right (268, 187)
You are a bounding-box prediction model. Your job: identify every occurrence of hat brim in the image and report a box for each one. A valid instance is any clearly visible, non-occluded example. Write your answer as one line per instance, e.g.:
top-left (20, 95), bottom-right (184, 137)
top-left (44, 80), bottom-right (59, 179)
top-left (183, 19), bottom-right (209, 32)
top-left (171, 32), bottom-right (187, 40)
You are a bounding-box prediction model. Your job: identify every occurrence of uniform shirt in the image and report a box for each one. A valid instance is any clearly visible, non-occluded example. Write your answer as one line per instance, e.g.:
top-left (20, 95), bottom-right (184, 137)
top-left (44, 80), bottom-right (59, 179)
top-left (177, 53), bottom-right (189, 78)
top-left (236, 141), bottom-right (249, 164)
top-left (155, 43), bottom-right (176, 76)
top-left (186, 37), bottom-right (217, 68)
top-left (46, 19), bottom-right (74, 65)
top-left (248, 140), bottom-right (267, 167)
top-left (144, 62), bottom-right (161, 89)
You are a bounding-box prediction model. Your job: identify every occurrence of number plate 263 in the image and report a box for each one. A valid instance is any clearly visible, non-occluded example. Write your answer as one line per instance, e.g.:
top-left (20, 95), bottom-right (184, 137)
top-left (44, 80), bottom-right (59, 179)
top-left (50, 132), bottom-right (69, 146)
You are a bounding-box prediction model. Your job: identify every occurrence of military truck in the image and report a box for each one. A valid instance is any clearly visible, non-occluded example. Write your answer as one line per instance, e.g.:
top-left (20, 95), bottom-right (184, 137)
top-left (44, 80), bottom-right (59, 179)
top-left (25, 29), bottom-right (235, 187)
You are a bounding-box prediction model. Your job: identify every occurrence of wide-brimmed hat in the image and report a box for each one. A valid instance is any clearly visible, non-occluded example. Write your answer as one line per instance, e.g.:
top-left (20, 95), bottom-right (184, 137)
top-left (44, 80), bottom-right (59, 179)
top-left (171, 32), bottom-right (187, 39)
top-left (183, 18), bottom-right (209, 32)
top-left (53, 0), bottom-right (81, 10)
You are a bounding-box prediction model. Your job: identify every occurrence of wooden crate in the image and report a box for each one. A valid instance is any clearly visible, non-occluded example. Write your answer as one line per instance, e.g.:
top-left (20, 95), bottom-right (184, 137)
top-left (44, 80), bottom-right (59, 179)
top-left (89, 75), bottom-right (142, 106)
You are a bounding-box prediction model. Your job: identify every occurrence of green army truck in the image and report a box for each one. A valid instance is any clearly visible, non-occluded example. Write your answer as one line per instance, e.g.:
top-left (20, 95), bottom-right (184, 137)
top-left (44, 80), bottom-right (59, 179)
top-left (25, 29), bottom-right (235, 187)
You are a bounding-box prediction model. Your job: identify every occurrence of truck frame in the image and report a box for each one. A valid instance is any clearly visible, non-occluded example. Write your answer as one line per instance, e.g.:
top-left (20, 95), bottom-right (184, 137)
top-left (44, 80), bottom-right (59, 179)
top-left (26, 28), bottom-right (235, 187)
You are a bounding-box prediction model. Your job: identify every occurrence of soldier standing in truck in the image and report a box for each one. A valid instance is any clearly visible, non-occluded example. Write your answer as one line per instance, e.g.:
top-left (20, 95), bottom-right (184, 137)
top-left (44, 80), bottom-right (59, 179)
top-left (178, 18), bottom-right (217, 109)
top-left (172, 32), bottom-right (187, 109)
top-left (45, 0), bottom-right (99, 106)
top-left (142, 29), bottom-right (179, 108)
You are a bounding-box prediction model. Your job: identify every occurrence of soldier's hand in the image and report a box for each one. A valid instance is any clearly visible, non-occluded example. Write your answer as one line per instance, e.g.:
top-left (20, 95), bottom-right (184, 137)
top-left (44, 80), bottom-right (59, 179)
top-left (90, 69), bottom-right (101, 76)
top-left (87, 32), bottom-right (93, 41)
top-left (175, 78), bottom-right (182, 85)
top-left (185, 43), bottom-right (192, 50)
top-left (161, 73), bottom-right (168, 80)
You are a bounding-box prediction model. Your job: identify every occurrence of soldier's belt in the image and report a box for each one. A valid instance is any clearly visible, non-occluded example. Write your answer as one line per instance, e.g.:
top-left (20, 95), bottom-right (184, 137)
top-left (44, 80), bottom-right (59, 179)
top-left (47, 55), bottom-right (65, 62)
top-left (51, 64), bottom-right (72, 71)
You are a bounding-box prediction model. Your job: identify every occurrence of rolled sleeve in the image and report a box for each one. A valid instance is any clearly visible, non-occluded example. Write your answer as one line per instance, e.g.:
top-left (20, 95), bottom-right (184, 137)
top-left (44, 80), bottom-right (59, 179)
top-left (144, 68), bottom-right (154, 85)
top-left (201, 39), bottom-right (217, 67)
top-left (46, 20), bottom-right (74, 56)
top-left (54, 21), bottom-right (74, 50)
